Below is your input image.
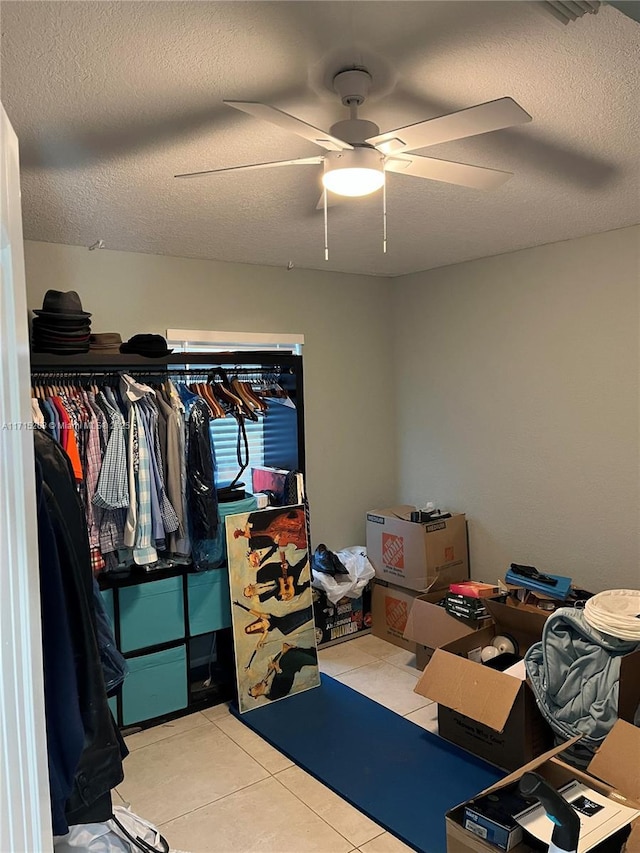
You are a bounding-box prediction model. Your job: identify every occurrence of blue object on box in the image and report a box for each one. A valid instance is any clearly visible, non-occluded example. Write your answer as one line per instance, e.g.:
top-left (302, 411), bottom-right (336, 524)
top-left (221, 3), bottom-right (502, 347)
top-left (121, 645), bottom-right (187, 725)
top-left (505, 569), bottom-right (572, 601)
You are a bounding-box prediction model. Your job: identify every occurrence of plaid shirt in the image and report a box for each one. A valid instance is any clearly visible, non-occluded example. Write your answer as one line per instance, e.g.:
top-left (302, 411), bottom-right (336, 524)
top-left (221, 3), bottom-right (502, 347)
top-left (80, 390), bottom-right (105, 573)
top-left (132, 404), bottom-right (158, 566)
top-left (93, 392), bottom-right (129, 510)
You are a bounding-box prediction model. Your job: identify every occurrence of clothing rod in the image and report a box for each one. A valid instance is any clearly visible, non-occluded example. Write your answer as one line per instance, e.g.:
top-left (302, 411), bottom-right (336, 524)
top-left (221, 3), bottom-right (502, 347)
top-left (30, 366), bottom-right (291, 379)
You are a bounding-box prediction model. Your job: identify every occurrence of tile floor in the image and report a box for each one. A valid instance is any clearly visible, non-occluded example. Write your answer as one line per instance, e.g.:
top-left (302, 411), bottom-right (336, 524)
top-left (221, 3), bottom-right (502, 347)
top-left (117, 634), bottom-right (439, 853)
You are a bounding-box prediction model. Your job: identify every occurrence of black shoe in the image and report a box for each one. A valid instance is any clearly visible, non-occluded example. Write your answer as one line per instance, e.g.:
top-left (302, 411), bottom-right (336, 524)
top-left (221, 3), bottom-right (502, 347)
top-left (331, 552), bottom-right (349, 575)
top-left (312, 544), bottom-right (335, 576)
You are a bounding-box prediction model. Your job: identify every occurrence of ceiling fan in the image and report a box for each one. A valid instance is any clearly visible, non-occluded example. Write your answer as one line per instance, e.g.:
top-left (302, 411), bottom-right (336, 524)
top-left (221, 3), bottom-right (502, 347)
top-left (175, 69), bottom-right (531, 257)
top-left (176, 69), bottom-right (531, 195)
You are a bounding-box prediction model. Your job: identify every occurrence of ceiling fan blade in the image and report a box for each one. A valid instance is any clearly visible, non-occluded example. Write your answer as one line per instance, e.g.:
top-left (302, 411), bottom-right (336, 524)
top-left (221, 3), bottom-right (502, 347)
top-left (385, 154), bottom-right (512, 190)
top-left (367, 97), bottom-right (532, 155)
top-left (175, 156), bottom-right (323, 179)
top-left (224, 101), bottom-right (353, 152)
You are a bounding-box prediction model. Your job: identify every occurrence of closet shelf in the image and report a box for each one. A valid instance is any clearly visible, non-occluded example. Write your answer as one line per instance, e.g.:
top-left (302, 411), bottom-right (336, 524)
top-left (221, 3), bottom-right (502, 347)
top-left (97, 562), bottom-right (197, 590)
top-left (30, 351), bottom-right (297, 369)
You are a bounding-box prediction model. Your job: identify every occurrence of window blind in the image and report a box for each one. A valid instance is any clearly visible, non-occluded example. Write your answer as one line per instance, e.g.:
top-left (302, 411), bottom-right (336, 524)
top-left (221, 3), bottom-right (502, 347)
top-left (166, 331), bottom-right (303, 486)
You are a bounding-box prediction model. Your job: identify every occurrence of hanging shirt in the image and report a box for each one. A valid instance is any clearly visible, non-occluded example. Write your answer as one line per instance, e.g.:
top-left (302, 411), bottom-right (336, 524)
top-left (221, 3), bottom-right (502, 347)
top-left (186, 397), bottom-right (219, 570)
top-left (31, 397), bottom-right (45, 428)
top-left (139, 397), bottom-right (179, 540)
top-left (50, 396), bottom-right (83, 481)
top-left (155, 391), bottom-right (185, 541)
top-left (80, 390), bottom-right (105, 574)
top-left (166, 381), bottom-right (191, 558)
top-left (93, 393), bottom-right (129, 510)
top-left (135, 401), bottom-right (164, 547)
top-left (132, 407), bottom-right (157, 566)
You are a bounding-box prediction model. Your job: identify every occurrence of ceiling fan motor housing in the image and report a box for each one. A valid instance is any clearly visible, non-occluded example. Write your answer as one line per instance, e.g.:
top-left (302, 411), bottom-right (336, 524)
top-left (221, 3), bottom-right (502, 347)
top-left (330, 119), bottom-right (380, 146)
top-left (333, 68), bottom-right (372, 106)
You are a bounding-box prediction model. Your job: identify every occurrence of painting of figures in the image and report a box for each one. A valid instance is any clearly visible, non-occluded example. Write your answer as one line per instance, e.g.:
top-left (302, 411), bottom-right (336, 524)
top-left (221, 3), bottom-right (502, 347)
top-left (225, 505), bottom-right (320, 713)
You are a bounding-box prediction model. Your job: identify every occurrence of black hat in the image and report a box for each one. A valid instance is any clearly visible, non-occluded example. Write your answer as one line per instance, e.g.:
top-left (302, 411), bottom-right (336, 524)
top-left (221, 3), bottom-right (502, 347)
top-left (34, 290), bottom-right (91, 319)
top-left (120, 334), bottom-right (173, 358)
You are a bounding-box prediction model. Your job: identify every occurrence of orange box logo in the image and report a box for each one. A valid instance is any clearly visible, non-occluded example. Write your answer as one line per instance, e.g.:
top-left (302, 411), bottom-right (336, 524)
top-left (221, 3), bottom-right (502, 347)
top-left (444, 546), bottom-right (454, 562)
top-left (382, 533), bottom-right (404, 569)
top-left (385, 596), bottom-right (408, 633)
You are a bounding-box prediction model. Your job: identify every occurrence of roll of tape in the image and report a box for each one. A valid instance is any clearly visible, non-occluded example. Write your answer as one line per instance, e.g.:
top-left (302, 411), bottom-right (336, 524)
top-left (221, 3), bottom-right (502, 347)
top-left (491, 635), bottom-right (516, 655)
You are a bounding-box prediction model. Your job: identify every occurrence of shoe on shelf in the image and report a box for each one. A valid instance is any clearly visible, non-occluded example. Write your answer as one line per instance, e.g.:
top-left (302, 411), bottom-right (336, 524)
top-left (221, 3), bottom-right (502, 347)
top-left (312, 544), bottom-right (336, 576)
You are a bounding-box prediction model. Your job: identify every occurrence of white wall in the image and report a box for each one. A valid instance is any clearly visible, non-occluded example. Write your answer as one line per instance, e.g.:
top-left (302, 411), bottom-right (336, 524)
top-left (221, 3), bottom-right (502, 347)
top-left (393, 226), bottom-right (640, 592)
top-left (24, 240), bottom-right (397, 549)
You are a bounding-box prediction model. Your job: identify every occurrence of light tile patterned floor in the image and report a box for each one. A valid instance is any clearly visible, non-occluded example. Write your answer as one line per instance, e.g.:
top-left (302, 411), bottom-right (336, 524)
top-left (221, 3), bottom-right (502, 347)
top-left (118, 635), bottom-right (439, 853)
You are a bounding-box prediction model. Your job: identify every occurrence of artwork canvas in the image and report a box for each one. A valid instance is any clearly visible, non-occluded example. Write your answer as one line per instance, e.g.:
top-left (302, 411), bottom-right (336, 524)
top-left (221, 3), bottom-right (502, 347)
top-left (225, 504), bottom-right (320, 713)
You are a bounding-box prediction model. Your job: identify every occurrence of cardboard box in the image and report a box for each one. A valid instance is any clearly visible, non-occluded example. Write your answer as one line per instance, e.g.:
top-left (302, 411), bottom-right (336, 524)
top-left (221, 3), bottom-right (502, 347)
top-left (403, 592), bottom-right (487, 671)
top-left (372, 580), bottom-right (422, 651)
top-left (313, 584), bottom-right (372, 647)
top-left (446, 722), bottom-right (640, 853)
top-left (366, 506), bottom-right (469, 592)
top-left (414, 600), bottom-right (554, 770)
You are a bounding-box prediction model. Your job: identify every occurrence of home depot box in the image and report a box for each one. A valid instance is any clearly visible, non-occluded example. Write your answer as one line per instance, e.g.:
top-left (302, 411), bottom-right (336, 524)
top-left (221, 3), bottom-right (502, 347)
top-left (372, 580), bottom-right (422, 651)
top-left (446, 722), bottom-right (640, 853)
top-left (366, 506), bottom-right (469, 592)
top-left (403, 592), bottom-right (489, 671)
top-left (414, 600), bottom-right (554, 770)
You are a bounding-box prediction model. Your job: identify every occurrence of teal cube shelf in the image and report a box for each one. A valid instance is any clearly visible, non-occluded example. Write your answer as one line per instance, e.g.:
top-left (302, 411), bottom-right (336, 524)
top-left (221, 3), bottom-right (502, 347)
top-left (188, 569), bottom-right (232, 636)
top-left (121, 646), bottom-right (187, 725)
top-left (119, 576), bottom-right (184, 653)
top-left (101, 588), bottom-right (115, 628)
top-left (108, 695), bottom-right (118, 721)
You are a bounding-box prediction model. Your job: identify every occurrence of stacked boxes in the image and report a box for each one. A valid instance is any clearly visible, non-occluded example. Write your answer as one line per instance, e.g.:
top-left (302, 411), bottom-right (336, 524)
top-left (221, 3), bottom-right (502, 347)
top-left (366, 506), bottom-right (470, 653)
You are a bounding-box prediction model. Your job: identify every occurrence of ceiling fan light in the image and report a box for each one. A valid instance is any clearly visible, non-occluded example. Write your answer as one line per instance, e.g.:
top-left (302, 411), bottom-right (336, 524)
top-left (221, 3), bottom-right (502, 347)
top-left (323, 167), bottom-right (384, 197)
top-left (322, 148), bottom-right (385, 197)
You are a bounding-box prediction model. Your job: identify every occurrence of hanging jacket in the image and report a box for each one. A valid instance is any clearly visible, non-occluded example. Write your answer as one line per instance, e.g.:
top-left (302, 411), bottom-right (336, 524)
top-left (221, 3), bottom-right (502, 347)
top-left (34, 431), bottom-right (126, 828)
top-left (187, 398), bottom-right (218, 538)
top-left (35, 461), bottom-right (85, 836)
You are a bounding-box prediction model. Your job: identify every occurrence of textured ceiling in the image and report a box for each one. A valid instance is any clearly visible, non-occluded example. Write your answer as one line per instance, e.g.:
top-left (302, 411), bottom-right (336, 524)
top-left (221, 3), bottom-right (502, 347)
top-left (1, 1), bottom-right (639, 276)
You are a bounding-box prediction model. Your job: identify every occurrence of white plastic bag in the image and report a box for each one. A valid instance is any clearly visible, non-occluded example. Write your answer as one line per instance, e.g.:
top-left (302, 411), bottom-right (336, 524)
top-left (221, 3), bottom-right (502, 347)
top-left (312, 546), bottom-right (375, 605)
top-left (54, 805), bottom-right (181, 852)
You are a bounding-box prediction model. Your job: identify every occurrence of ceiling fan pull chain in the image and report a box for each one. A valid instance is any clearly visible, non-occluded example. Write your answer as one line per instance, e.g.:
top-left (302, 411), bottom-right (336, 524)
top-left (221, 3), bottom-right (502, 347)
top-left (323, 187), bottom-right (329, 261)
top-left (383, 178), bottom-right (387, 254)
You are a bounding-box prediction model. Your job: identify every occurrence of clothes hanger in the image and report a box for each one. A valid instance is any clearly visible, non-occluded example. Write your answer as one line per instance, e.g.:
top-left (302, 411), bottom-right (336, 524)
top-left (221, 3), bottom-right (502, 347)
top-left (198, 381), bottom-right (225, 419)
top-left (230, 377), bottom-right (261, 419)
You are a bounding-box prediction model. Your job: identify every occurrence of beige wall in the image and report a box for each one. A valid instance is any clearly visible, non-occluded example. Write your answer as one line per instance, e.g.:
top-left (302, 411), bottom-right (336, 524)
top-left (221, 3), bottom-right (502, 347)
top-left (24, 240), bottom-right (397, 550)
top-left (393, 226), bottom-right (640, 592)
top-left (24, 228), bottom-right (640, 592)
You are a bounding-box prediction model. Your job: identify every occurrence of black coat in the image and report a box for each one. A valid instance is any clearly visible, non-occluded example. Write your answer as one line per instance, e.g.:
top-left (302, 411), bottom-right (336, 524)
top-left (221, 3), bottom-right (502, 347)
top-left (34, 431), bottom-right (126, 829)
top-left (35, 462), bottom-right (85, 835)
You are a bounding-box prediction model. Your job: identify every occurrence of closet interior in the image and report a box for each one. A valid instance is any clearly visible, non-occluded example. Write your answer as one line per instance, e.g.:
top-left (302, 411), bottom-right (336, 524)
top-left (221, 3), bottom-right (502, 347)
top-left (30, 350), bottom-right (306, 731)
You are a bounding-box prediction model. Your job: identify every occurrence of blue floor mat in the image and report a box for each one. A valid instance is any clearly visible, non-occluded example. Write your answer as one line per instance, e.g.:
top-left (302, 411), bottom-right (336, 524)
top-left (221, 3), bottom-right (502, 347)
top-left (232, 674), bottom-right (504, 853)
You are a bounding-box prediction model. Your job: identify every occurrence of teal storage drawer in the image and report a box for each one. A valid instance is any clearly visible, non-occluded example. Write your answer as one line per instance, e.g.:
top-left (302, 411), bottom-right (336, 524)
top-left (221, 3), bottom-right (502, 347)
top-left (101, 588), bottom-right (115, 628)
top-left (188, 569), bottom-right (232, 636)
top-left (121, 646), bottom-right (187, 725)
top-left (119, 576), bottom-right (184, 652)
